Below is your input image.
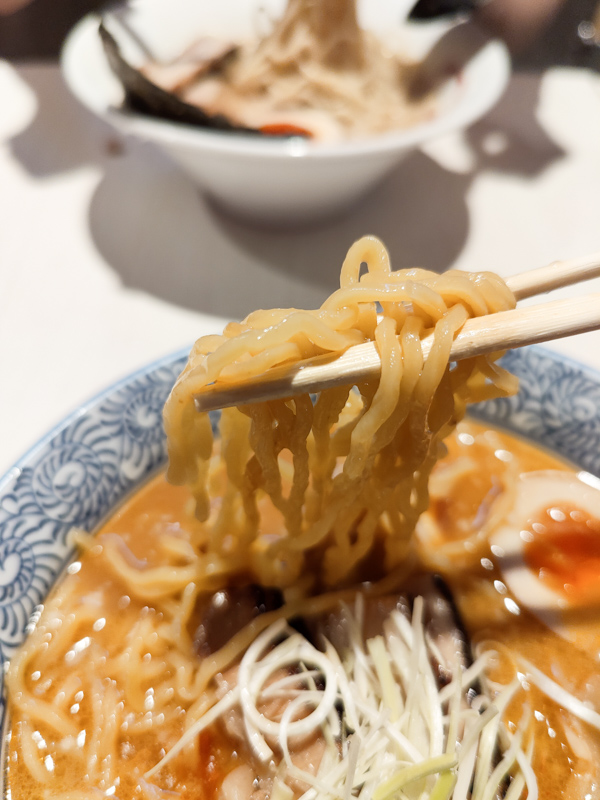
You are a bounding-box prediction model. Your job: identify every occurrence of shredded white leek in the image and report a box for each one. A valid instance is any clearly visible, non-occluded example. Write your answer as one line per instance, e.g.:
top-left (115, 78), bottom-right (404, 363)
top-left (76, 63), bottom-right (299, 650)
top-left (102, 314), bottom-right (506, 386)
top-left (145, 686), bottom-right (240, 778)
top-left (519, 656), bottom-right (600, 732)
top-left (429, 769), bottom-right (458, 800)
top-left (372, 753), bottom-right (457, 800)
top-left (148, 599), bottom-right (538, 798)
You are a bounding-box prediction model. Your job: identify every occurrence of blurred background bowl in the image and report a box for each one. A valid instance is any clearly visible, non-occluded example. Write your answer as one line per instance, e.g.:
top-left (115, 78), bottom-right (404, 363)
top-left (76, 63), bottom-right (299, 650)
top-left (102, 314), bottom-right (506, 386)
top-left (61, 0), bottom-right (510, 226)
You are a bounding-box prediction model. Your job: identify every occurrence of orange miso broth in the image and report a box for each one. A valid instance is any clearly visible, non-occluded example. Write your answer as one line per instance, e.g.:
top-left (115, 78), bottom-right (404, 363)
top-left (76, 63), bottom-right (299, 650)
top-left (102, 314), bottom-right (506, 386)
top-left (419, 423), bottom-right (600, 799)
top-left (7, 421), bottom-right (600, 800)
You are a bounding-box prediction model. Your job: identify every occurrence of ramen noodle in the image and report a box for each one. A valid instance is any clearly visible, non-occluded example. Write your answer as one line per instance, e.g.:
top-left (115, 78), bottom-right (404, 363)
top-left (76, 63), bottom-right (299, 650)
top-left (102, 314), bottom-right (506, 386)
top-left (8, 236), bottom-right (600, 799)
top-left (164, 234), bottom-right (517, 589)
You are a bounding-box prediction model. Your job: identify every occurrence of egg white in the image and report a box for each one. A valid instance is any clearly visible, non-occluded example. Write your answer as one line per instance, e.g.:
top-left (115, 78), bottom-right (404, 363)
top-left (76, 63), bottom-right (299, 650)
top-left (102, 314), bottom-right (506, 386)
top-left (491, 469), bottom-right (600, 650)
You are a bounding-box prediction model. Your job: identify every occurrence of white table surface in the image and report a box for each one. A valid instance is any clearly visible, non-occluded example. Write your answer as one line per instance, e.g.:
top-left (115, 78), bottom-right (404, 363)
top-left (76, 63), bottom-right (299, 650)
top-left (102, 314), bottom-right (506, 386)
top-left (2, 61), bottom-right (600, 477)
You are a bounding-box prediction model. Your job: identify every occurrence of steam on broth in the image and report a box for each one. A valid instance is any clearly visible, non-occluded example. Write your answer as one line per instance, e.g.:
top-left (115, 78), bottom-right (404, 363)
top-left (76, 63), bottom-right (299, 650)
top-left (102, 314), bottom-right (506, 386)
top-left (7, 236), bottom-right (600, 799)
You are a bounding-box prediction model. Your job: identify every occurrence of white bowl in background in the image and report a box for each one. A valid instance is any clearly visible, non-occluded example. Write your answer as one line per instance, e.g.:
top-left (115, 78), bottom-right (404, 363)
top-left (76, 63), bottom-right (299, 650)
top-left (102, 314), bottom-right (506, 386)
top-left (61, 0), bottom-right (510, 225)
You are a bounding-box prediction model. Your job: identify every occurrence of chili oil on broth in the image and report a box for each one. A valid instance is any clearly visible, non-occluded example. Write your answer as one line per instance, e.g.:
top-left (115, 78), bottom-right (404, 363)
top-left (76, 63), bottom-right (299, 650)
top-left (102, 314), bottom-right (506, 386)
top-left (5, 421), bottom-right (600, 799)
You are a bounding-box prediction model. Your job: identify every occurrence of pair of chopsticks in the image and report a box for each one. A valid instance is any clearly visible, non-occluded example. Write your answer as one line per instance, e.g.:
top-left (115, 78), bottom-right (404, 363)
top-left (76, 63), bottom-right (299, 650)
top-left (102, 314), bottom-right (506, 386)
top-left (195, 253), bottom-right (600, 412)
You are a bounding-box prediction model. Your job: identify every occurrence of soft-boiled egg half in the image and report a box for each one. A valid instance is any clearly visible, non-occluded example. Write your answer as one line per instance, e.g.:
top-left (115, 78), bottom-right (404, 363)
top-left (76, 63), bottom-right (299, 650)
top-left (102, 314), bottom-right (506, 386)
top-left (491, 470), bottom-right (600, 656)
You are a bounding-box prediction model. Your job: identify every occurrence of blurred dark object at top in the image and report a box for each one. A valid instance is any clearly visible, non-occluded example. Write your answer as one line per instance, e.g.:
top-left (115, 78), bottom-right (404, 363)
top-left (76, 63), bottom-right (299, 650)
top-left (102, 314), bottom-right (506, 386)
top-left (411, 0), bottom-right (600, 71)
top-left (1, 0), bottom-right (600, 73)
top-left (410, 0), bottom-right (477, 19)
top-left (0, 0), bottom-right (101, 59)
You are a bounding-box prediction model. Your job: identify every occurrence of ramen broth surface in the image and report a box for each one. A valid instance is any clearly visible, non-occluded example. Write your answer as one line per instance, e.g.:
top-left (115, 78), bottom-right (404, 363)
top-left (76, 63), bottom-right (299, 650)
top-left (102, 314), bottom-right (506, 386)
top-left (7, 422), bottom-right (600, 799)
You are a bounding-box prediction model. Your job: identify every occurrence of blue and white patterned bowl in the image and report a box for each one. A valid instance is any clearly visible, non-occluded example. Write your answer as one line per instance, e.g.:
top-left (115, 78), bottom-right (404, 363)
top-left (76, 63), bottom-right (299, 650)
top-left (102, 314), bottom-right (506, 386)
top-left (1, 345), bottom-right (600, 732)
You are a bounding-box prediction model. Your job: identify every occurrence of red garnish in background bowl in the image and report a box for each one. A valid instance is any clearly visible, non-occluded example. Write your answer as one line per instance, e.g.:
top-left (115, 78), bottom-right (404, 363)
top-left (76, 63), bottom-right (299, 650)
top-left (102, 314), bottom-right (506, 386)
top-left (260, 123), bottom-right (313, 138)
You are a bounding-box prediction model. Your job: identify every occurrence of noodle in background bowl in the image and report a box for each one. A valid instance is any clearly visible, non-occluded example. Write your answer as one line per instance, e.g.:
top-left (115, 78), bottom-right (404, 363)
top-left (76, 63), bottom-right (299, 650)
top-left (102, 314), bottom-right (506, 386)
top-left (2, 343), bottom-right (600, 782)
top-left (60, 0), bottom-right (510, 225)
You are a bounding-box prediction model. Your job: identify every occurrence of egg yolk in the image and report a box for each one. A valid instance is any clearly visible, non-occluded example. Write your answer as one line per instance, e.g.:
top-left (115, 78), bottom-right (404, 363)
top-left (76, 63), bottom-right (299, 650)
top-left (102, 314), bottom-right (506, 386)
top-left (523, 504), bottom-right (600, 604)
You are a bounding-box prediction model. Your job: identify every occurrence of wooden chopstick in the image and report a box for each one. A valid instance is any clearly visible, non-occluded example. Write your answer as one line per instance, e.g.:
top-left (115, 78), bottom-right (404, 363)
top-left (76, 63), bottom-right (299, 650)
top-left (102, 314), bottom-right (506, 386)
top-left (506, 251), bottom-right (600, 300)
top-left (195, 294), bottom-right (600, 411)
top-left (194, 253), bottom-right (600, 413)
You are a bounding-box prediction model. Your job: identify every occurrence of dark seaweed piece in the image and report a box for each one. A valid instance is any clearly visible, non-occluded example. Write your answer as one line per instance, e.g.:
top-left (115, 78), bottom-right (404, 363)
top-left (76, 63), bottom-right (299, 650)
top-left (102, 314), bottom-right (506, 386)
top-left (406, 573), bottom-right (473, 688)
top-left (430, 575), bottom-right (474, 659)
top-left (99, 22), bottom-right (260, 133)
top-left (414, 575), bottom-right (509, 798)
top-left (192, 585), bottom-right (284, 657)
top-left (288, 613), bottom-right (317, 645)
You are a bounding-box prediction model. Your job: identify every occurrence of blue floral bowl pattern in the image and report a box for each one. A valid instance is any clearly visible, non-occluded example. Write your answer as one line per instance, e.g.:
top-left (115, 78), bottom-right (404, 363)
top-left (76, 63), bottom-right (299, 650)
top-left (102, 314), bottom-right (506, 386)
top-left (1, 345), bottom-right (599, 727)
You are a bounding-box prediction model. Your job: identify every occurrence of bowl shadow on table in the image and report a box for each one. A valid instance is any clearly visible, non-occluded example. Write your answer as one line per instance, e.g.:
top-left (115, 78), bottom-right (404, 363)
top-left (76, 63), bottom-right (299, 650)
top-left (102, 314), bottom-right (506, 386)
top-left (87, 146), bottom-right (471, 320)
top-left (82, 74), bottom-right (565, 322)
top-left (465, 73), bottom-right (566, 177)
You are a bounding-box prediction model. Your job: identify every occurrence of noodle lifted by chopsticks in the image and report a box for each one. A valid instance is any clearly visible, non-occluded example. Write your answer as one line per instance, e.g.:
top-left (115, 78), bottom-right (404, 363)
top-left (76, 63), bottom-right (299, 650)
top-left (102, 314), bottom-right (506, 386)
top-left (164, 235), bottom-right (518, 588)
